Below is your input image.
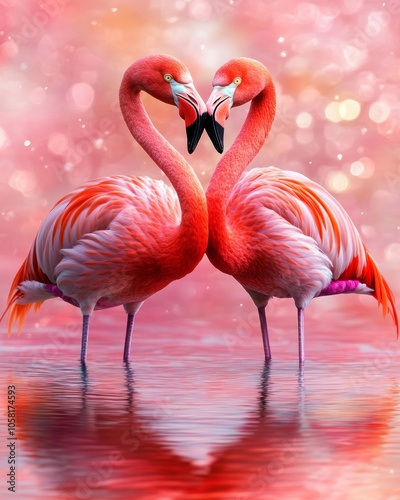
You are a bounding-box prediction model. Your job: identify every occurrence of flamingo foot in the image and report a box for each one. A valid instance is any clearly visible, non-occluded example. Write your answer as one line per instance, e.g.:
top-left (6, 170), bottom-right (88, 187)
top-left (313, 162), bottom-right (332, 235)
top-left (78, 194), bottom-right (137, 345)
top-left (123, 313), bottom-right (136, 363)
top-left (80, 314), bottom-right (90, 365)
top-left (297, 308), bottom-right (305, 366)
top-left (257, 306), bottom-right (272, 361)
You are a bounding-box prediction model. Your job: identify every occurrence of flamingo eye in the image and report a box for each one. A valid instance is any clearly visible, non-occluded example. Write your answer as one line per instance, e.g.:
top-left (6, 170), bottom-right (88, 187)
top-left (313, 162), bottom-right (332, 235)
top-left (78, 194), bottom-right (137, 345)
top-left (233, 77), bottom-right (242, 85)
top-left (164, 74), bottom-right (173, 82)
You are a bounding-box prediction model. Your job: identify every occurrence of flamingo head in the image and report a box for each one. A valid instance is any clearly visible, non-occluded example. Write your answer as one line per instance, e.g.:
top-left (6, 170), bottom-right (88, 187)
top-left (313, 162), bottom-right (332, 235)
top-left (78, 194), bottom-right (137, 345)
top-left (127, 54), bottom-right (207, 154)
top-left (205, 58), bottom-right (273, 153)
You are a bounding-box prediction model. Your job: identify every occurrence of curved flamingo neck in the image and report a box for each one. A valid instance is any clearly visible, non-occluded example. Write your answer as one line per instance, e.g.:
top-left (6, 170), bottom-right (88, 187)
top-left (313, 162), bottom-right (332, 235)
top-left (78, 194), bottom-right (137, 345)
top-left (206, 80), bottom-right (276, 268)
top-left (119, 72), bottom-right (207, 259)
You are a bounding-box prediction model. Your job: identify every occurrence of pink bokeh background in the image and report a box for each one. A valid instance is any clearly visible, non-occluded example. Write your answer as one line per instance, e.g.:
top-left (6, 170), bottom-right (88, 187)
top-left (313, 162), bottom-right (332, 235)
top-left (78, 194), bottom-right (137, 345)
top-left (1, 0), bottom-right (399, 338)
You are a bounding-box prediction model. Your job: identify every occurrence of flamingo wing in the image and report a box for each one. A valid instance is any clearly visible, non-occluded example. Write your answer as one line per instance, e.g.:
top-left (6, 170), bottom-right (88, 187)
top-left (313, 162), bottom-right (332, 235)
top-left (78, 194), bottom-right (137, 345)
top-left (4, 175), bottom-right (180, 332)
top-left (229, 167), bottom-right (398, 332)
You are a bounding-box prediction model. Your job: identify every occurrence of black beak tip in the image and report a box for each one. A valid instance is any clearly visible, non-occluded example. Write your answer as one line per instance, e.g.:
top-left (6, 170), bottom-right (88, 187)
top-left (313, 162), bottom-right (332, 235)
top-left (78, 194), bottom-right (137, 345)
top-left (205, 114), bottom-right (224, 154)
top-left (186, 112), bottom-right (207, 154)
top-left (187, 141), bottom-right (195, 155)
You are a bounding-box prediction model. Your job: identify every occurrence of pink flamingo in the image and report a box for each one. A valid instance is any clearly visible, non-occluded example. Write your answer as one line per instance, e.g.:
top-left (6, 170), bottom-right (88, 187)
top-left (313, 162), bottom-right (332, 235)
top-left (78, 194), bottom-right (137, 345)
top-left (205, 57), bottom-right (398, 364)
top-left (2, 54), bottom-right (208, 364)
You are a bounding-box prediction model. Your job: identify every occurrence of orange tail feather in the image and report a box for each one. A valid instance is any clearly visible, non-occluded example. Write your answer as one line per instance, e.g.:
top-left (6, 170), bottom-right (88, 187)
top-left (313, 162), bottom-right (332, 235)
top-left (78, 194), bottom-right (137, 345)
top-left (340, 246), bottom-right (399, 337)
top-left (364, 254), bottom-right (398, 337)
top-left (1, 301), bottom-right (44, 336)
top-left (1, 251), bottom-right (47, 335)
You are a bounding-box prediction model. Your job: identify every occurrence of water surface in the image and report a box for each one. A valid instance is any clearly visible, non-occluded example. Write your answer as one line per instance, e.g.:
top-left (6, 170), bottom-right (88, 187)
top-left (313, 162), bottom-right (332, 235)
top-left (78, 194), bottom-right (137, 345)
top-left (1, 301), bottom-right (399, 500)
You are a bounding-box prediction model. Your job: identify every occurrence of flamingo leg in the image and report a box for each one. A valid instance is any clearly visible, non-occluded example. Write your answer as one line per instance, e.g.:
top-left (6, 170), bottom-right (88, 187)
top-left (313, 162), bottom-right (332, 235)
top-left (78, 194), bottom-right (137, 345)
top-left (297, 308), bottom-right (305, 366)
top-left (257, 306), bottom-right (272, 361)
top-left (80, 314), bottom-right (90, 365)
top-left (123, 313), bottom-right (136, 363)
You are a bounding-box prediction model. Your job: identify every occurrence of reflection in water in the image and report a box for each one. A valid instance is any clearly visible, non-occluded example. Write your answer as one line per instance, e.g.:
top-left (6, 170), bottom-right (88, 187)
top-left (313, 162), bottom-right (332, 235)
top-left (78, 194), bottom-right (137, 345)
top-left (123, 362), bottom-right (135, 413)
top-left (2, 355), bottom-right (399, 500)
top-left (80, 363), bottom-right (89, 411)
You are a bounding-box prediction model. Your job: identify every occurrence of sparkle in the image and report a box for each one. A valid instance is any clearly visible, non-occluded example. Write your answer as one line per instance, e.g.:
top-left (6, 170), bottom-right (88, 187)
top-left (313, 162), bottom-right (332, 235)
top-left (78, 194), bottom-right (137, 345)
top-left (326, 170), bottom-right (350, 192)
top-left (350, 157), bottom-right (375, 178)
top-left (325, 101), bottom-right (341, 122)
top-left (24, 140), bottom-right (31, 147)
top-left (369, 100), bottom-right (390, 123)
top-left (296, 112), bottom-right (313, 128)
top-left (278, 36), bottom-right (285, 43)
top-left (111, 7), bottom-right (117, 12)
top-left (325, 99), bottom-right (360, 122)
top-left (350, 161), bottom-right (365, 176)
top-left (339, 99), bottom-right (361, 121)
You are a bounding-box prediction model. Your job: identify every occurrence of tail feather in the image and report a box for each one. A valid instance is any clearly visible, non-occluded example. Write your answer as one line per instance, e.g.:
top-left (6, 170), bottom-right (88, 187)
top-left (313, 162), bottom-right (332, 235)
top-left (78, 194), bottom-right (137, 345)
top-left (1, 301), bottom-right (44, 336)
top-left (362, 253), bottom-right (398, 336)
top-left (340, 245), bottom-right (399, 336)
top-left (1, 248), bottom-right (49, 334)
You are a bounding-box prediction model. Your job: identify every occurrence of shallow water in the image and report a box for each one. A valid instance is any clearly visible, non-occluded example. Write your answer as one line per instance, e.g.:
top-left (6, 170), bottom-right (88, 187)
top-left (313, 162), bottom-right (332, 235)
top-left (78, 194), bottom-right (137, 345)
top-left (1, 278), bottom-right (399, 500)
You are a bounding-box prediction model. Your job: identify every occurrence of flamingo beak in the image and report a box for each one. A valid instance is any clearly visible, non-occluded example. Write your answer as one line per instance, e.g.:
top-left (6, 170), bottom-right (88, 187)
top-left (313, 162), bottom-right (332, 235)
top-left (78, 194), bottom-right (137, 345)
top-left (205, 87), bottom-right (233, 154)
top-left (175, 82), bottom-right (207, 154)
